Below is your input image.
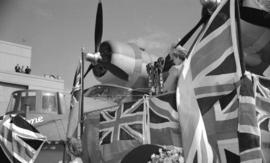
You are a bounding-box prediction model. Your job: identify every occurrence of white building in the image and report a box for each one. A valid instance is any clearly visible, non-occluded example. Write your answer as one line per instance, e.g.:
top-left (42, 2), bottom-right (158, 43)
top-left (0, 40), bottom-right (65, 115)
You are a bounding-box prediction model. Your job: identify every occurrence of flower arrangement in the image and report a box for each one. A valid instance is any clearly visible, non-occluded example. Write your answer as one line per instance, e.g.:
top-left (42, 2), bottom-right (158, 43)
top-left (148, 145), bottom-right (184, 163)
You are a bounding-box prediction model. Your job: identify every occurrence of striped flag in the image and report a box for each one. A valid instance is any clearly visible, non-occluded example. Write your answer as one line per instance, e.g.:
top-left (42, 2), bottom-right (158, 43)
top-left (238, 73), bottom-right (265, 163)
top-left (252, 73), bottom-right (270, 162)
top-left (177, 0), bottom-right (242, 162)
top-left (67, 60), bottom-right (82, 138)
top-left (0, 115), bottom-right (46, 163)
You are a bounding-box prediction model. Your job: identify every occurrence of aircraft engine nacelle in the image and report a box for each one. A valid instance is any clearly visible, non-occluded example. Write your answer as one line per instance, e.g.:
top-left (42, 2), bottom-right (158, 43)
top-left (92, 41), bottom-right (158, 89)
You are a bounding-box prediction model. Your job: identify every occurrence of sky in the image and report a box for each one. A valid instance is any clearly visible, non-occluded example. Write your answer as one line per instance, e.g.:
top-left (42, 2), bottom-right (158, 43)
top-left (0, 0), bottom-right (201, 91)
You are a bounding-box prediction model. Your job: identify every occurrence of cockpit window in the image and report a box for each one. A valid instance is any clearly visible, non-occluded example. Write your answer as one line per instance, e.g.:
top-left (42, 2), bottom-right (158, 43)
top-left (21, 96), bottom-right (36, 112)
top-left (42, 94), bottom-right (57, 113)
top-left (6, 92), bottom-right (36, 113)
top-left (6, 94), bottom-right (16, 113)
top-left (6, 91), bottom-right (61, 114)
top-left (21, 92), bottom-right (36, 112)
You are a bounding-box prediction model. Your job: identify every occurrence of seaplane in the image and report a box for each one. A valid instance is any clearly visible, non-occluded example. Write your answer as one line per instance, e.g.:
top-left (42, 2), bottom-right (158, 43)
top-left (63, 0), bottom-right (270, 162)
top-left (2, 0), bottom-right (270, 162)
top-left (64, 0), bottom-right (270, 162)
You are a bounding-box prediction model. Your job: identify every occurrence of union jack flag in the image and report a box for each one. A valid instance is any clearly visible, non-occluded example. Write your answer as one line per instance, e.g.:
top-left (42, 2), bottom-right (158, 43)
top-left (177, 0), bottom-right (242, 162)
top-left (208, 88), bottom-right (239, 163)
top-left (86, 93), bottom-right (182, 162)
top-left (147, 92), bottom-right (181, 147)
top-left (98, 98), bottom-right (146, 162)
top-left (67, 60), bottom-right (82, 138)
top-left (0, 115), bottom-right (46, 163)
top-left (99, 99), bottom-right (145, 145)
top-left (71, 60), bottom-right (82, 102)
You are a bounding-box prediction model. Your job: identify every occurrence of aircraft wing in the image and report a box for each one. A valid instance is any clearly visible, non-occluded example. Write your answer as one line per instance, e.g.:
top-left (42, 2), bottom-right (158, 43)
top-left (84, 84), bottom-right (149, 104)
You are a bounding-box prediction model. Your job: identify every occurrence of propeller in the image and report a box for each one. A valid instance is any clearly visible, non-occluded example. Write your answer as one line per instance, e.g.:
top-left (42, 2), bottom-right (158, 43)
top-left (84, 0), bottom-right (129, 81)
top-left (95, 0), bottom-right (103, 52)
top-left (84, 0), bottom-right (103, 78)
top-left (100, 61), bottom-right (129, 81)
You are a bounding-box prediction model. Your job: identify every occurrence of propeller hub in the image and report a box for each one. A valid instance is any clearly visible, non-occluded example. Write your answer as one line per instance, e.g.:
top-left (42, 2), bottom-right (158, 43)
top-left (85, 52), bottom-right (102, 65)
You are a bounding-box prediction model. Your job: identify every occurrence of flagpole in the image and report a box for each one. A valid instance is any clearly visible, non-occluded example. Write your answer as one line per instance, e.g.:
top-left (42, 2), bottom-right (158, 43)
top-left (80, 49), bottom-right (85, 138)
top-left (234, 0), bottom-right (245, 76)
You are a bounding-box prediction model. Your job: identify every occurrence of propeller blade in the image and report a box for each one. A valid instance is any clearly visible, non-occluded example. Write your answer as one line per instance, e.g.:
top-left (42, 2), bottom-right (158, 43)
top-left (94, 0), bottom-right (103, 52)
top-left (102, 63), bottom-right (129, 81)
top-left (84, 64), bottom-right (94, 78)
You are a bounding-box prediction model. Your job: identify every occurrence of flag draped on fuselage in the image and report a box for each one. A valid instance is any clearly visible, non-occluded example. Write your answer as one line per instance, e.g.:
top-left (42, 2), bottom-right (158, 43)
top-left (0, 115), bottom-right (46, 163)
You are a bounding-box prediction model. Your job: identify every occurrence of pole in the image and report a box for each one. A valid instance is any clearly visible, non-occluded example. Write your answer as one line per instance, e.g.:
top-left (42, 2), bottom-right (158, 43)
top-left (80, 49), bottom-right (85, 138)
top-left (234, 0), bottom-right (245, 76)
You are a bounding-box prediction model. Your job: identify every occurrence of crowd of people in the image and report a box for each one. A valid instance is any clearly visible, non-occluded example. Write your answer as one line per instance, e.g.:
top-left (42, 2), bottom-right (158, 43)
top-left (15, 64), bottom-right (31, 74)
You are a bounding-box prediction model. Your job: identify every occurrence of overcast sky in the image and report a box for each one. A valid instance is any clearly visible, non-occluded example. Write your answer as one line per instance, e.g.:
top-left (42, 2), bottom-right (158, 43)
top-left (0, 0), bottom-right (201, 91)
